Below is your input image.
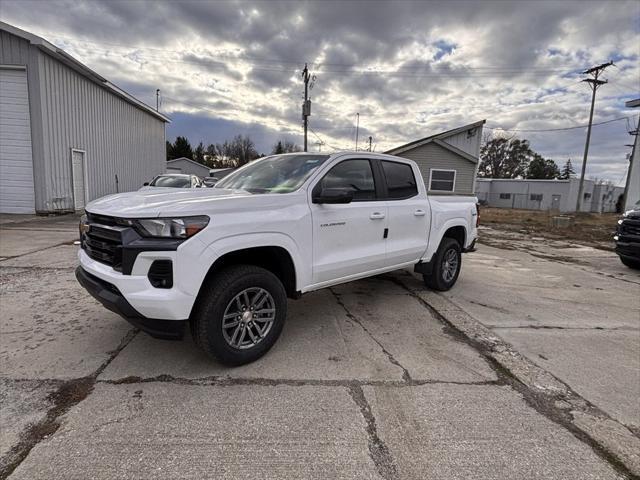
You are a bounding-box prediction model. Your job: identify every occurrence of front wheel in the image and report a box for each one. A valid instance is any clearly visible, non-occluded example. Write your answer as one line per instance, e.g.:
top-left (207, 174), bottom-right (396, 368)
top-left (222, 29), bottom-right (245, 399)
top-left (423, 238), bottom-right (462, 291)
top-left (192, 265), bottom-right (287, 366)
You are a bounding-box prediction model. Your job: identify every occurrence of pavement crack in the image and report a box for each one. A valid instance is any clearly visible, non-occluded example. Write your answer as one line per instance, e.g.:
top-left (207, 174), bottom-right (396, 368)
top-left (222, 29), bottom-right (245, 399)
top-left (391, 273), bottom-right (640, 480)
top-left (346, 384), bottom-right (399, 480)
top-left (329, 287), bottom-right (412, 383)
top-left (491, 325), bottom-right (639, 331)
top-left (0, 328), bottom-right (138, 479)
top-left (97, 375), bottom-right (500, 388)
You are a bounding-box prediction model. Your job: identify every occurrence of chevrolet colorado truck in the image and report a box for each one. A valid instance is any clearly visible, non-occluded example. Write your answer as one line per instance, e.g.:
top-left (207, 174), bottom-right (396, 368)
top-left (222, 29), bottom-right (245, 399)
top-left (76, 152), bottom-right (478, 365)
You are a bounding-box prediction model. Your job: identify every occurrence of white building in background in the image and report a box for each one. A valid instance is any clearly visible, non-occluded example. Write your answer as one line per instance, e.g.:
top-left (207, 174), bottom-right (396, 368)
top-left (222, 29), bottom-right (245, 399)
top-left (0, 22), bottom-right (169, 214)
top-left (166, 157), bottom-right (211, 177)
top-left (624, 99), bottom-right (639, 211)
top-left (476, 178), bottom-right (624, 213)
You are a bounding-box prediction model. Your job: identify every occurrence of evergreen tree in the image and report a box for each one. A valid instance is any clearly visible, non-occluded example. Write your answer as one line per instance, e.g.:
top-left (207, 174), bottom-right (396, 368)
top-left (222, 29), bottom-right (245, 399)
top-left (171, 136), bottom-right (193, 159)
top-left (559, 159), bottom-right (576, 179)
top-left (194, 142), bottom-right (205, 164)
top-left (272, 141), bottom-right (284, 154)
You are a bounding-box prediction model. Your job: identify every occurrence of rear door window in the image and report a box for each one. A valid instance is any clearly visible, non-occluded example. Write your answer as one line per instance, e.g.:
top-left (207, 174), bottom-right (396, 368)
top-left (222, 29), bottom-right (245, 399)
top-left (382, 161), bottom-right (418, 199)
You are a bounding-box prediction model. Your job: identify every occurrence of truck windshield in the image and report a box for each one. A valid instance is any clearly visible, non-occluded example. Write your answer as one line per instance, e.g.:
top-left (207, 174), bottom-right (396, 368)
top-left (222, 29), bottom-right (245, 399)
top-left (215, 154), bottom-right (330, 193)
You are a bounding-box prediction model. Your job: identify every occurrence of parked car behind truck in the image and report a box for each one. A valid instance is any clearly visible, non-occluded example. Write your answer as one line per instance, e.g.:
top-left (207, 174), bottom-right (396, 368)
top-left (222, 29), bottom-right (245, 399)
top-left (615, 204), bottom-right (640, 269)
top-left (76, 152), bottom-right (478, 365)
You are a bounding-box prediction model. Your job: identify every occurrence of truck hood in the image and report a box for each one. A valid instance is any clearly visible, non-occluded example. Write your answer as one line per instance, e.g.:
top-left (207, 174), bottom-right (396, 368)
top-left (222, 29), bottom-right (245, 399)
top-left (85, 188), bottom-right (256, 217)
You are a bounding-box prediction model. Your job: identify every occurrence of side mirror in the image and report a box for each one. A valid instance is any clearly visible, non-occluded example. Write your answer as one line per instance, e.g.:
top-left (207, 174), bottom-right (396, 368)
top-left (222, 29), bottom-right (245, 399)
top-left (143, 182), bottom-right (149, 186)
top-left (312, 187), bottom-right (354, 204)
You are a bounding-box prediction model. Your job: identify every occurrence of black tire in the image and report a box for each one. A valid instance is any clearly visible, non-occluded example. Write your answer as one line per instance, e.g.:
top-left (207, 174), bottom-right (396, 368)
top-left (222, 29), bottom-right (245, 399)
top-left (191, 265), bottom-right (287, 366)
top-left (620, 256), bottom-right (640, 270)
top-left (423, 238), bottom-right (462, 291)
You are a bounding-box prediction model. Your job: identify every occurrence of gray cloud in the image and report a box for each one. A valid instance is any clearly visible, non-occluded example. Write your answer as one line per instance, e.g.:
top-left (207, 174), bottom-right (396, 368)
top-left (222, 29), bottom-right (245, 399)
top-left (1, 0), bottom-right (639, 182)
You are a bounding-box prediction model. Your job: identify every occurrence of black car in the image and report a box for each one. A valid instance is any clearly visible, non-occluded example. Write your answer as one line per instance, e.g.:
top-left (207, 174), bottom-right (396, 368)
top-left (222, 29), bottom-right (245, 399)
top-left (615, 206), bottom-right (640, 270)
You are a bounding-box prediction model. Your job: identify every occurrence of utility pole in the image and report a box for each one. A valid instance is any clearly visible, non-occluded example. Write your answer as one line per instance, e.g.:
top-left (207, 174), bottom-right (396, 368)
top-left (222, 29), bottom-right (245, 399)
top-left (622, 114), bottom-right (639, 210)
top-left (368, 136), bottom-right (373, 152)
top-left (355, 113), bottom-right (360, 151)
top-left (576, 61), bottom-right (614, 212)
top-left (156, 89), bottom-right (160, 111)
top-left (315, 140), bottom-right (325, 152)
top-left (301, 64), bottom-right (311, 152)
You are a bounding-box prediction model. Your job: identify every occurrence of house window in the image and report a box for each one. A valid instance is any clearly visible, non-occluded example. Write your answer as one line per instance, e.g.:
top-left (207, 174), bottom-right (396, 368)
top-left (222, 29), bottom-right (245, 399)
top-left (499, 193), bottom-right (511, 200)
top-left (429, 169), bottom-right (456, 192)
top-left (583, 192), bottom-right (592, 200)
top-left (530, 194), bottom-right (543, 201)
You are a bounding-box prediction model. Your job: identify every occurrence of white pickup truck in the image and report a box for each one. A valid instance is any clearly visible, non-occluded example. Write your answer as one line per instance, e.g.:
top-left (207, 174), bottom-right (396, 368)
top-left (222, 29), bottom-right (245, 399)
top-left (77, 152), bottom-right (478, 365)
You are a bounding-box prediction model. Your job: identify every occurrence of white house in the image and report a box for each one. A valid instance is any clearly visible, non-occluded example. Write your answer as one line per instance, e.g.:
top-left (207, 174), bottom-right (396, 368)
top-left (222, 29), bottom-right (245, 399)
top-left (386, 120), bottom-right (485, 195)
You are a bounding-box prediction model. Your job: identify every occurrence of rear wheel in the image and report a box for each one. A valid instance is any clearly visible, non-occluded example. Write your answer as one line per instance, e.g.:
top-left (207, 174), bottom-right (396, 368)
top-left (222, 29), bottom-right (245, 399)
top-left (192, 265), bottom-right (287, 366)
top-left (619, 256), bottom-right (640, 270)
top-left (423, 238), bottom-right (462, 291)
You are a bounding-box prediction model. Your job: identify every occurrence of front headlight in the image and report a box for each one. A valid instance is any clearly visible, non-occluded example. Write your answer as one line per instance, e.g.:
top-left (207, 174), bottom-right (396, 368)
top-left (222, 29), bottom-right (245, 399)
top-left (134, 216), bottom-right (209, 239)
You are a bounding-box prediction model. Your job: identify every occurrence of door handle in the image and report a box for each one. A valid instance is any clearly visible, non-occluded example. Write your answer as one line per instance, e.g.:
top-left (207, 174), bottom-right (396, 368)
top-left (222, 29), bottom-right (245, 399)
top-left (414, 209), bottom-right (426, 216)
top-left (370, 212), bottom-right (385, 220)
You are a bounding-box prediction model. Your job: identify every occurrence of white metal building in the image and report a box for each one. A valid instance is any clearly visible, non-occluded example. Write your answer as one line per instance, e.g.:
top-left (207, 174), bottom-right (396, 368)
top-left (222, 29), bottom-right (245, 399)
top-left (476, 178), bottom-right (624, 213)
top-left (624, 99), bottom-right (639, 211)
top-left (0, 22), bottom-right (169, 214)
top-left (386, 120), bottom-right (485, 195)
top-left (166, 157), bottom-right (211, 178)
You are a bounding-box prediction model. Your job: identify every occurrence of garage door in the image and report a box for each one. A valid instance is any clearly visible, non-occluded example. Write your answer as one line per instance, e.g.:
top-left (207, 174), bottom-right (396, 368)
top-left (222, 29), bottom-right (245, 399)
top-left (0, 67), bottom-right (35, 214)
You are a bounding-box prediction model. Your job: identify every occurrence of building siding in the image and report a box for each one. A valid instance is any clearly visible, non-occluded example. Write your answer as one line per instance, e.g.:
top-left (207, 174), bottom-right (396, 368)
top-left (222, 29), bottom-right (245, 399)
top-left (476, 178), bottom-right (622, 213)
top-left (395, 142), bottom-right (476, 195)
top-left (166, 158), bottom-right (210, 177)
top-left (1, 28), bottom-right (167, 213)
top-left (35, 50), bottom-right (165, 211)
top-left (440, 127), bottom-right (482, 159)
top-left (0, 31), bottom-right (47, 210)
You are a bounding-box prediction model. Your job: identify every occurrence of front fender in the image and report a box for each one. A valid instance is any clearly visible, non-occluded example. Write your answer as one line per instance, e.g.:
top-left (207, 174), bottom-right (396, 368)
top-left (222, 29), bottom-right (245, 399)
top-left (201, 232), bottom-right (308, 291)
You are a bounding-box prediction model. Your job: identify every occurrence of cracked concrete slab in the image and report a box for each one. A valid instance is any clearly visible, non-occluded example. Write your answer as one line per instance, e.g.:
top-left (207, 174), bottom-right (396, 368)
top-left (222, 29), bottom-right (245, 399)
top-left (364, 384), bottom-right (623, 480)
top-left (0, 379), bottom-right (57, 470)
top-left (0, 268), bottom-right (132, 380)
top-left (443, 246), bottom-right (639, 328)
top-left (0, 245), bottom-right (78, 269)
top-left (0, 229), bottom-right (78, 258)
top-left (332, 277), bottom-right (497, 383)
top-left (9, 382), bottom-right (381, 480)
top-left (100, 289), bottom-right (403, 382)
top-left (494, 327), bottom-right (640, 431)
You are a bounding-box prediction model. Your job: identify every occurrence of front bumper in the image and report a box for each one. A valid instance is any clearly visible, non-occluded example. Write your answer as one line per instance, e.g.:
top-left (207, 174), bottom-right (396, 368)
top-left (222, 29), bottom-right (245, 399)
top-left (76, 266), bottom-right (186, 340)
top-left (614, 239), bottom-right (640, 261)
top-left (77, 248), bottom-right (198, 320)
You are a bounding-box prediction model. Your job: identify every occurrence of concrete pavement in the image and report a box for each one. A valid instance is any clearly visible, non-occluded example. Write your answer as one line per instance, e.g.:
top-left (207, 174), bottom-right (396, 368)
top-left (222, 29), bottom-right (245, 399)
top-left (0, 214), bottom-right (635, 479)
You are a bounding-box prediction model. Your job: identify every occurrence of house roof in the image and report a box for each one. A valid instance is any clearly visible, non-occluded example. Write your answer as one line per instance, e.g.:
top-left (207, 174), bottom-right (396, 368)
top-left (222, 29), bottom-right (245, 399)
top-left (385, 119), bottom-right (486, 163)
top-left (167, 157), bottom-right (210, 169)
top-left (0, 21), bottom-right (170, 123)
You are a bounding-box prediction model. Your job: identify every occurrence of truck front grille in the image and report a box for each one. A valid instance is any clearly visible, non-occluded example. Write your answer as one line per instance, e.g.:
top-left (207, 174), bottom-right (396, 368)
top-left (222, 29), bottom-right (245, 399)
top-left (619, 218), bottom-right (640, 238)
top-left (83, 213), bottom-right (127, 271)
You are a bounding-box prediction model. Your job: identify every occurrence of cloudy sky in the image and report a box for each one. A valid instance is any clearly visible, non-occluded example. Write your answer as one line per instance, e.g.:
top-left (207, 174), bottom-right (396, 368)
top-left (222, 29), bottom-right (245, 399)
top-left (2, 0), bottom-right (639, 183)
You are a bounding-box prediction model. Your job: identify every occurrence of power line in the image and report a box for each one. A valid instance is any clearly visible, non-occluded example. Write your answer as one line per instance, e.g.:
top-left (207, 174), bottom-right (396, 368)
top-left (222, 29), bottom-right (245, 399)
top-left (485, 115), bottom-right (632, 133)
top-left (308, 127), bottom-right (341, 151)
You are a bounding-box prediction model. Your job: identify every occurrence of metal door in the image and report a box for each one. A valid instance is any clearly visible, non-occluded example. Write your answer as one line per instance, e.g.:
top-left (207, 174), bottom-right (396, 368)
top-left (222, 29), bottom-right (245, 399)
top-left (71, 150), bottom-right (87, 210)
top-left (551, 195), bottom-right (561, 211)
